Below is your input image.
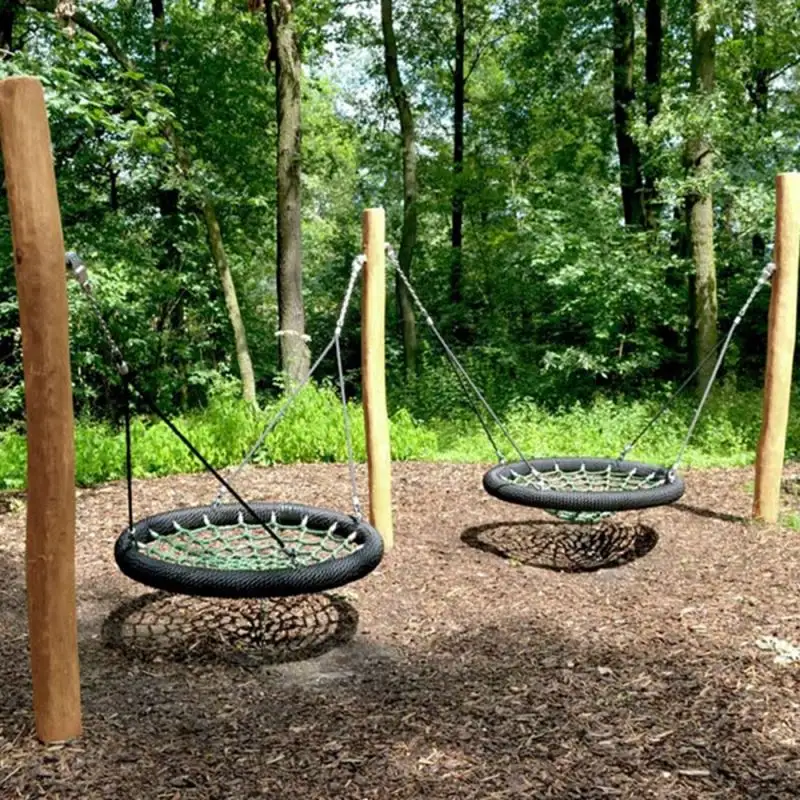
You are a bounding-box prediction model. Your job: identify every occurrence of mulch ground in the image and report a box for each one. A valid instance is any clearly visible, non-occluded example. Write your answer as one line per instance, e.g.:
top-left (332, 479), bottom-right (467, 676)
top-left (0, 462), bottom-right (798, 799)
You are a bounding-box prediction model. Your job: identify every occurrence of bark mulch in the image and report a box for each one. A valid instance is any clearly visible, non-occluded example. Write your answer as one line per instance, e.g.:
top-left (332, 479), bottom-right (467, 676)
top-left (0, 462), bottom-right (798, 799)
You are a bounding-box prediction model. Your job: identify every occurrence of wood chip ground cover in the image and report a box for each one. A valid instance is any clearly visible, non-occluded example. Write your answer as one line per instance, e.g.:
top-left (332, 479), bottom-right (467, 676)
top-left (0, 463), bottom-right (798, 798)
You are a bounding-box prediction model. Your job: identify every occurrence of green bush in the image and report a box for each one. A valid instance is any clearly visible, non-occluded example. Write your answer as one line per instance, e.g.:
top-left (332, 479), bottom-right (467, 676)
top-left (0, 383), bottom-right (794, 491)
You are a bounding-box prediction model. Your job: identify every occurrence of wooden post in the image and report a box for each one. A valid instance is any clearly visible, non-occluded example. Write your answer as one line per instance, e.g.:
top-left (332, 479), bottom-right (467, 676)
top-left (361, 209), bottom-right (393, 548)
top-left (753, 172), bottom-right (800, 523)
top-left (0, 77), bottom-right (82, 742)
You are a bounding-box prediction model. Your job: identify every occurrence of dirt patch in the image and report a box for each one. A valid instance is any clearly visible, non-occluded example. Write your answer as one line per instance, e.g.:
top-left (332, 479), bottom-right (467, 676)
top-left (0, 462), bottom-right (798, 798)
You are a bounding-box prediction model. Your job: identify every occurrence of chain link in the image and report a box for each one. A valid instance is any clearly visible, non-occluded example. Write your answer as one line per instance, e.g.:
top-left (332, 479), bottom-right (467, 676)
top-left (66, 253), bottom-right (129, 376)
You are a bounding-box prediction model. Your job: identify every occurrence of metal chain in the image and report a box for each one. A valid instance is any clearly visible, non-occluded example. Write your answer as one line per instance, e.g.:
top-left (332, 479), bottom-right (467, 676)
top-left (385, 244), bottom-right (544, 481)
top-left (616, 340), bottom-right (725, 461)
top-left (66, 253), bottom-right (298, 560)
top-left (66, 253), bottom-right (129, 378)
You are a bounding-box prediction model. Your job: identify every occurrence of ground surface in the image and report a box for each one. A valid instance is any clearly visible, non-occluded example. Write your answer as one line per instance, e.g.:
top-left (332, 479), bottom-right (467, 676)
top-left (0, 462), bottom-right (798, 799)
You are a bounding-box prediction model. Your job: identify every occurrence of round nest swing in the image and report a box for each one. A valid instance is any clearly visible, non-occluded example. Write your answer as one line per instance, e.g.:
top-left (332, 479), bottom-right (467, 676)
top-left (115, 502), bottom-right (384, 598)
top-left (387, 246), bottom-right (774, 524)
top-left (483, 457), bottom-right (685, 523)
top-left (70, 251), bottom-right (384, 599)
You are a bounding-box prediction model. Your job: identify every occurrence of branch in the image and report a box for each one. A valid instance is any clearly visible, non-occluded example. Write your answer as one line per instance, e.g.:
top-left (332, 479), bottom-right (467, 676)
top-left (465, 31), bottom-right (506, 85)
top-left (21, 0), bottom-right (137, 72)
top-left (20, 0), bottom-right (195, 179)
top-left (767, 55), bottom-right (800, 85)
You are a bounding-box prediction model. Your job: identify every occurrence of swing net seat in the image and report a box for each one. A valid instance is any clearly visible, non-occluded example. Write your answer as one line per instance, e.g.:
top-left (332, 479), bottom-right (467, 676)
top-left (483, 457), bottom-right (685, 524)
top-left (70, 251), bottom-right (385, 600)
top-left (115, 502), bottom-right (384, 599)
top-left (387, 247), bottom-right (774, 526)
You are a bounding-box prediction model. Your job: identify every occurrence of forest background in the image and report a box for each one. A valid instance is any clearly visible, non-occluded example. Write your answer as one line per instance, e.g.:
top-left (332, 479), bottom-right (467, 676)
top-left (0, 0), bottom-right (798, 489)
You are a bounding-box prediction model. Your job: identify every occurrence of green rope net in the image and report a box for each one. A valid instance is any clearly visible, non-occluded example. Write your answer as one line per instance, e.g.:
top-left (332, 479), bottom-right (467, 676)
top-left (506, 463), bottom-right (668, 524)
top-left (137, 514), bottom-right (361, 572)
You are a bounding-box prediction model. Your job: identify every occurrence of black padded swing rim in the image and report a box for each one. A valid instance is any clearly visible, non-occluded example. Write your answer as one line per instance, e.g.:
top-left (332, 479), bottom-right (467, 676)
top-left (114, 502), bottom-right (384, 599)
top-left (483, 457), bottom-right (685, 512)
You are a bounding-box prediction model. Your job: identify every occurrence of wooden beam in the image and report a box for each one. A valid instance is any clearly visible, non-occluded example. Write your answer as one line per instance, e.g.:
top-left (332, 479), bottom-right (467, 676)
top-left (361, 209), bottom-right (393, 548)
top-left (0, 76), bottom-right (82, 742)
top-left (753, 172), bottom-right (800, 524)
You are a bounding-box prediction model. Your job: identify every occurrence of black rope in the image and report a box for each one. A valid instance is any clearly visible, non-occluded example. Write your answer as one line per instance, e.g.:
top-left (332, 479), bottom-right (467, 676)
top-left (123, 378), bottom-right (134, 532)
top-left (66, 254), bottom-right (296, 560)
top-left (127, 379), bottom-right (296, 557)
top-left (617, 339), bottom-right (725, 460)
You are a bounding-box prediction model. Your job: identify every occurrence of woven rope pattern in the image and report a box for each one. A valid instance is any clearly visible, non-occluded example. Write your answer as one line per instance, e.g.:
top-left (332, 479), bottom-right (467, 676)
top-left (505, 463), bottom-right (668, 523)
top-left (138, 513), bottom-right (361, 572)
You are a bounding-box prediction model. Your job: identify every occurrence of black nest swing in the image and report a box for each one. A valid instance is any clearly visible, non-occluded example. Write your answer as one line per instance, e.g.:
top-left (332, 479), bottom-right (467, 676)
top-left (483, 457), bottom-right (685, 522)
top-left (388, 247), bottom-right (774, 524)
top-left (68, 252), bottom-right (383, 598)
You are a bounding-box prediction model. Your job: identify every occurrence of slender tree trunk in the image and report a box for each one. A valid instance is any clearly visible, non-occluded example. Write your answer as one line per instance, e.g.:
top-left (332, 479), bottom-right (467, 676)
top-left (612, 0), bottom-right (645, 227)
top-left (381, 0), bottom-right (418, 376)
top-left (747, 4), bottom-right (770, 120)
top-left (150, 0), bottom-right (257, 407)
top-left (686, 0), bottom-right (717, 391)
top-left (265, 0), bottom-right (308, 385)
top-left (0, 0), bottom-right (15, 55)
top-left (643, 0), bottom-right (662, 228)
top-left (450, 0), bottom-right (465, 307)
top-left (201, 200), bottom-right (258, 405)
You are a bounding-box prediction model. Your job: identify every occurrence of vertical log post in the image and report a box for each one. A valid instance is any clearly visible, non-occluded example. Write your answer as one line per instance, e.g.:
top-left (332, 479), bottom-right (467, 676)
top-left (753, 172), bottom-right (800, 524)
top-left (0, 77), bottom-right (82, 742)
top-left (362, 208), bottom-right (393, 548)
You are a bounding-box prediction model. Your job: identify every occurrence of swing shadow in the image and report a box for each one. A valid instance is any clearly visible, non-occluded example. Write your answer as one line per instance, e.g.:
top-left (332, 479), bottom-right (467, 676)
top-left (461, 518), bottom-right (659, 572)
top-left (102, 590), bottom-right (360, 666)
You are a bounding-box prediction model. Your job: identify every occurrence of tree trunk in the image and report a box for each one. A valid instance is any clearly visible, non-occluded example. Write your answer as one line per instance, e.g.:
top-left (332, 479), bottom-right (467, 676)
top-left (149, 0), bottom-right (257, 407)
top-left (744, 2), bottom-right (769, 119)
top-left (381, 0), bottom-right (418, 376)
top-left (201, 200), bottom-right (258, 406)
top-left (612, 0), bottom-right (644, 228)
top-left (643, 0), bottom-right (662, 228)
top-left (686, 0), bottom-right (717, 392)
top-left (0, 0), bottom-right (15, 55)
top-left (450, 0), bottom-right (465, 307)
top-left (266, 0), bottom-right (309, 386)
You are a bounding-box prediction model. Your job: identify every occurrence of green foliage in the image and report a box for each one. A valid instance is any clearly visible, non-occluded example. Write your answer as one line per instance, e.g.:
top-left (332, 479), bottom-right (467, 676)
top-left (0, 384), bottom-right (785, 490)
top-left (430, 383), bottom-right (769, 470)
top-left (0, 381), bottom-right (436, 489)
top-left (780, 512), bottom-right (800, 532)
top-left (0, 0), bottom-right (798, 490)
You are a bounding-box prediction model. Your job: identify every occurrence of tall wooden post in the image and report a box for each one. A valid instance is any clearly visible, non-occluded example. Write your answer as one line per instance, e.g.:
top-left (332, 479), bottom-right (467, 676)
top-left (0, 77), bottom-right (82, 742)
top-left (362, 209), bottom-right (393, 548)
top-left (753, 172), bottom-right (800, 524)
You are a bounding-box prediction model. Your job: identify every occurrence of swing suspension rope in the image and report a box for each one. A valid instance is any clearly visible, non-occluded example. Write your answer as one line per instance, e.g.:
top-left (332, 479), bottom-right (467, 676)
top-left (68, 253), bottom-right (298, 559)
top-left (386, 245), bottom-right (775, 516)
top-left (67, 253), bottom-right (379, 590)
top-left (210, 254), bottom-right (366, 520)
top-left (386, 247), bottom-right (533, 470)
top-left (620, 260), bottom-right (776, 473)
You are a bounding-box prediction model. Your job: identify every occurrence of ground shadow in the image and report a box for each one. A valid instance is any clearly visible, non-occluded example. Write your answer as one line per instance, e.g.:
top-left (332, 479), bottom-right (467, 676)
top-left (1, 614), bottom-right (793, 798)
top-left (461, 518), bottom-right (658, 572)
top-left (101, 590), bottom-right (359, 666)
top-left (673, 502), bottom-right (748, 524)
